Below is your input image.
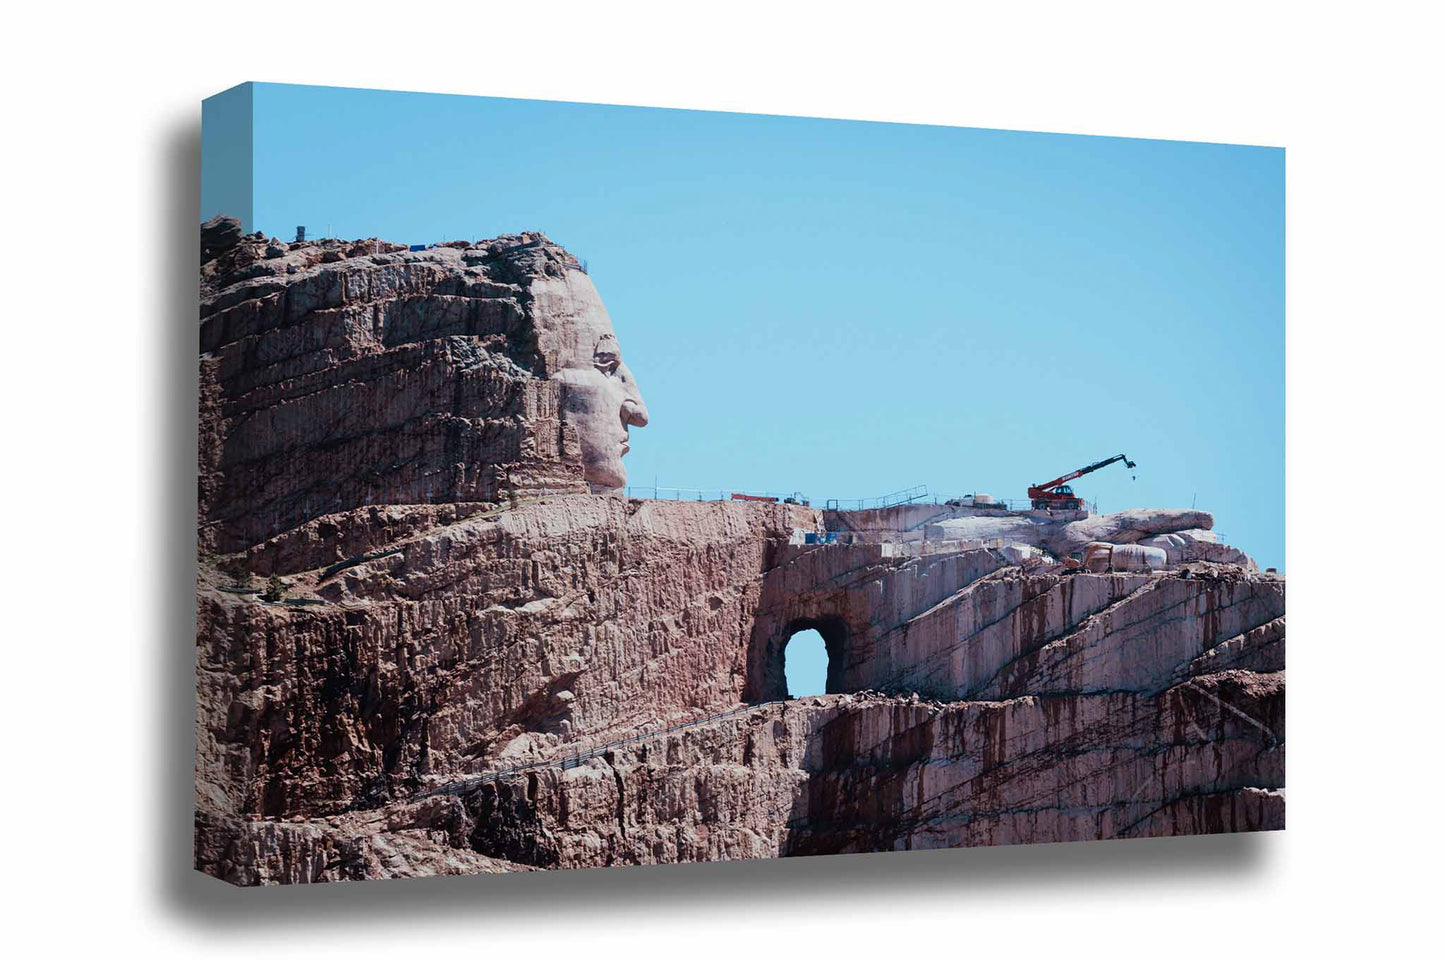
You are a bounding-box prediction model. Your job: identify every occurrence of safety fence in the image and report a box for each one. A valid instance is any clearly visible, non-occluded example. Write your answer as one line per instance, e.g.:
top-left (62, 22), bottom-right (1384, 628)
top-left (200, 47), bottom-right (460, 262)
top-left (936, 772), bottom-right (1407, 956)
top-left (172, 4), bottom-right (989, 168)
top-left (228, 486), bottom-right (1102, 540)
top-left (417, 700), bottom-right (784, 798)
top-left (619, 485), bottom-right (1099, 515)
top-left (621, 486), bottom-right (801, 502)
top-left (618, 484), bottom-right (939, 510)
top-left (824, 484), bottom-right (930, 511)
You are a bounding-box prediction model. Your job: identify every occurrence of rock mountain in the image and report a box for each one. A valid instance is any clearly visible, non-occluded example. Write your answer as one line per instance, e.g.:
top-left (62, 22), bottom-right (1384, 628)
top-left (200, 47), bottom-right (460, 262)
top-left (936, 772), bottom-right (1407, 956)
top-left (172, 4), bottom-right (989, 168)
top-left (194, 220), bottom-right (1284, 884)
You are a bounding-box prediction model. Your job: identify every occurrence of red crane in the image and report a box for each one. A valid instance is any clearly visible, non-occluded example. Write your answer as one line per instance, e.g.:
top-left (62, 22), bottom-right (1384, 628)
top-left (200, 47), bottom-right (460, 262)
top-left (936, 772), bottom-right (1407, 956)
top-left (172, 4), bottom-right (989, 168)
top-left (1028, 453), bottom-right (1137, 511)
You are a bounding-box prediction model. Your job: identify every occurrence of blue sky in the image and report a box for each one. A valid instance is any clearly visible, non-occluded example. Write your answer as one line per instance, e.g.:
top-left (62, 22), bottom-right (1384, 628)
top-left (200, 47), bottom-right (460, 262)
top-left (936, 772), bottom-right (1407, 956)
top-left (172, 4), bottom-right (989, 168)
top-left (785, 630), bottom-right (829, 698)
top-left (205, 82), bottom-right (1284, 596)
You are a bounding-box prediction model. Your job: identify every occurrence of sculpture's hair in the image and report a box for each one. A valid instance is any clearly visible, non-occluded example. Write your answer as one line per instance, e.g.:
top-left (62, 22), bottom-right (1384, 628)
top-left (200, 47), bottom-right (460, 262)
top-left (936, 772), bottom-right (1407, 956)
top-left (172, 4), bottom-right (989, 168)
top-left (198, 221), bottom-right (594, 562)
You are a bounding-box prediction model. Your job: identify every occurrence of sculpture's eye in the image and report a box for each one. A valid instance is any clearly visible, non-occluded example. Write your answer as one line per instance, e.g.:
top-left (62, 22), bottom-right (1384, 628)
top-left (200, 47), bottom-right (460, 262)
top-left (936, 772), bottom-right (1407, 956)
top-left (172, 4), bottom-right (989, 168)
top-left (594, 351), bottom-right (620, 376)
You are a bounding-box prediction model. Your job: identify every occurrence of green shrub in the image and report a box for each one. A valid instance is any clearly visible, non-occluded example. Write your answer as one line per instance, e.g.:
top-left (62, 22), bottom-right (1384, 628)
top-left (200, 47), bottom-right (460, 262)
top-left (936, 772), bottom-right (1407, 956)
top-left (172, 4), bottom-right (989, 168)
top-left (263, 574), bottom-right (286, 602)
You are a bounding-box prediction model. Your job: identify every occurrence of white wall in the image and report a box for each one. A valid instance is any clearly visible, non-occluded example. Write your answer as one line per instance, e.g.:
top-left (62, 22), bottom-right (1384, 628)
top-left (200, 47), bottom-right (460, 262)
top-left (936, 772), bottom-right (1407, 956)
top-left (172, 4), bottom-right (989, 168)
top-left (2, 1), bottom-right (1440, 956)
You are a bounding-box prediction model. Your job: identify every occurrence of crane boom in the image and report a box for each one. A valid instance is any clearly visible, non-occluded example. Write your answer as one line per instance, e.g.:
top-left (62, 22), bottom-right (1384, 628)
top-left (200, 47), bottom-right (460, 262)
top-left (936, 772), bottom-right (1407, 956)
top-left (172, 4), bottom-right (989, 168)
top-left (1027, 453), bottom-right (1137, 511)
top-left (1035, 454), bottom-right (1136, 493)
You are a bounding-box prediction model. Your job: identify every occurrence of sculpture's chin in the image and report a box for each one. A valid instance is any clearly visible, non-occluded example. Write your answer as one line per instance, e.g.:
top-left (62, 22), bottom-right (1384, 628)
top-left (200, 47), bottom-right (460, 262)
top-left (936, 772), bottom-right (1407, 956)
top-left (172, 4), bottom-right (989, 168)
top-left (584, 458), bottom-right (627, 491)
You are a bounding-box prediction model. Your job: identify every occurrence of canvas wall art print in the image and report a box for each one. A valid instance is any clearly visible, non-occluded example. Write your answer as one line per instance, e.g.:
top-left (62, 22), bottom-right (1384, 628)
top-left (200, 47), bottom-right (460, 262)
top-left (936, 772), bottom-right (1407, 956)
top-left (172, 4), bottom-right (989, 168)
top-left (195, 82), bottom-right (1284, 886)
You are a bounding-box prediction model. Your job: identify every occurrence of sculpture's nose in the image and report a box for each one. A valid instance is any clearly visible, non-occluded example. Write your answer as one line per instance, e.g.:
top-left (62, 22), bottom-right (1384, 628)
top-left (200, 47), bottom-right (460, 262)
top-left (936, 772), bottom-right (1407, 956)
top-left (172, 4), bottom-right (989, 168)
top-left (620, 363), bottom-right (648, 428)
top-left (622, 396), bottom-right (649, 428)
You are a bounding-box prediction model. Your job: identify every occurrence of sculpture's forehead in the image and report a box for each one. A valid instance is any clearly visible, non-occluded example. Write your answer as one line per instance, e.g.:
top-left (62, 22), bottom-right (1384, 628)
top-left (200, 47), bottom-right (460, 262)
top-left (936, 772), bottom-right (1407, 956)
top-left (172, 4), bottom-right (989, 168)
top-left (529, 273), bottom-right (620, 368)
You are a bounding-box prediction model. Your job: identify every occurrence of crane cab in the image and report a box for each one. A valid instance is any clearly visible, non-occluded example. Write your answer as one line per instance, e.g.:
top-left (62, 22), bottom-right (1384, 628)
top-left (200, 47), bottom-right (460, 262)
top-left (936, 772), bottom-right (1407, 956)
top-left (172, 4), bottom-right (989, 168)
top-left (1030, 491), bottom-right (1084, 511)
top-left (1029, 483), bottom-right (1085, 511)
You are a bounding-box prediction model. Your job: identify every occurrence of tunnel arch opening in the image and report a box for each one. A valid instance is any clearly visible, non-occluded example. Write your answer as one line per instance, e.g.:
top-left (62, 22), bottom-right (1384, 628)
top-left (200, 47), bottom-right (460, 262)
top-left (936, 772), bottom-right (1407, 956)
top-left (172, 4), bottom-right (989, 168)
top-left (784, 629), bottom-right (828, 698)
top-left (779, 617), bottom-right (847, 700)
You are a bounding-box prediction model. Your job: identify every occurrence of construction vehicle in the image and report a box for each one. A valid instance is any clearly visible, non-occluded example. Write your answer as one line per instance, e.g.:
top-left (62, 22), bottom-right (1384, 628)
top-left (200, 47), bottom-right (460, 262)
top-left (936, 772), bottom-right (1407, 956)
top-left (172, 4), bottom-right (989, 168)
top-left (1028, 453), bottom-right (1137, 511)
top-left (945, 493), bottom-right (1006, 509)
top-left (729, 491), bottom-right (810, 505)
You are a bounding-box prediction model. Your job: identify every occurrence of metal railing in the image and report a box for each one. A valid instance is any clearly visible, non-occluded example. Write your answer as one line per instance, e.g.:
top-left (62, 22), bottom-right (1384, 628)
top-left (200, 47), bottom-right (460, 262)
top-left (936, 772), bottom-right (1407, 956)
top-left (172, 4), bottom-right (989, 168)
top-left (824, 485), bottom-right (931, 511)
top-left (613, 488), bottom-right (1099, 514)
top-left (621, 486), bottom-right (814, 504)
top-left (254, 485), bottom-right (1106, 544)
top-left (624, 486), bottom-right (743, 501)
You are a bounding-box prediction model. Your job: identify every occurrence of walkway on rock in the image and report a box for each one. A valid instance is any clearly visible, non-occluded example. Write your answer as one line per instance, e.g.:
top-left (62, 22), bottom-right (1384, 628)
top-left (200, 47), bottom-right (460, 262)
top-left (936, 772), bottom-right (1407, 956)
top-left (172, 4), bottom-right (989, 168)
top-left (416, 700), bottom-right (789, 799)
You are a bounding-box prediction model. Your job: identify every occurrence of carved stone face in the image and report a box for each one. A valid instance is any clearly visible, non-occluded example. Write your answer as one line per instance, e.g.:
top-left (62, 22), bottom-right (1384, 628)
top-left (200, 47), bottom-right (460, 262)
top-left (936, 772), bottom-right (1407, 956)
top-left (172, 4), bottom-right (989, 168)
top-left (533, 271), bottom-right (650, 491)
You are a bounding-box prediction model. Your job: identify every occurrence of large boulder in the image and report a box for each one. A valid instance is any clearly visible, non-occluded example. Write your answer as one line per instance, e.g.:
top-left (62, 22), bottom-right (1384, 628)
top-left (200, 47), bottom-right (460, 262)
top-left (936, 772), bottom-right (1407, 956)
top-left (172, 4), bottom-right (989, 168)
top-left (926, 507), bottom-right (1234, 565)
top-left (200, 214), bottom-right (243, 262)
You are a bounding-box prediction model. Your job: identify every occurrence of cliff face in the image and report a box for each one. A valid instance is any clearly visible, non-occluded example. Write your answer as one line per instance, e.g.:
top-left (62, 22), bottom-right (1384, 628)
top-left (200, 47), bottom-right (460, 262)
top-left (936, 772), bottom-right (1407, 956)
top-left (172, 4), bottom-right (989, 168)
top-left (199, 679), bottom-right (1282, 883)
top-left (195, 224), bottom-right (1283, 886)
top-left (196, 494), bottom-right (1283, 885)
top-left (196, 495), bottom-right (821, 821)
